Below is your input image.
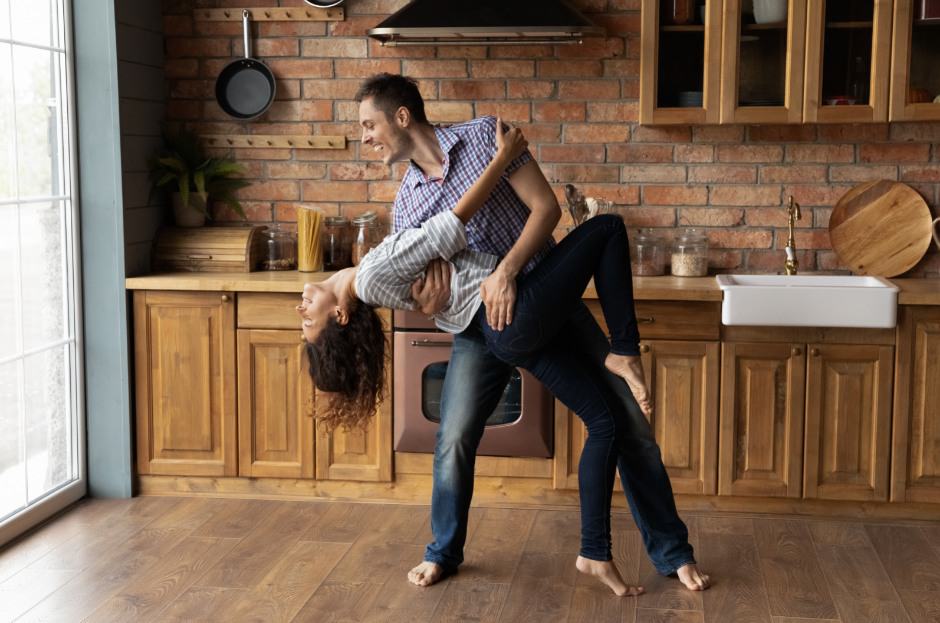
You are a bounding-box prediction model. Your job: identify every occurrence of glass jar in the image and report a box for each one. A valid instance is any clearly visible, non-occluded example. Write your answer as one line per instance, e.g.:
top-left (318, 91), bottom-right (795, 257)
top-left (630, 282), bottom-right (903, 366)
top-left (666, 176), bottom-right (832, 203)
top-left (661, 0), bottom-right (696, 25)
top-left (632, 229), bottom-right (667, 276)
top-left (261, 226), bottom-right (297, 271)
top-left (351, 211), bottom-right (384, 265)
top-left (671, 228), bottom-right (709, 277)
top-left (321, 215), bottom-right (351, 271)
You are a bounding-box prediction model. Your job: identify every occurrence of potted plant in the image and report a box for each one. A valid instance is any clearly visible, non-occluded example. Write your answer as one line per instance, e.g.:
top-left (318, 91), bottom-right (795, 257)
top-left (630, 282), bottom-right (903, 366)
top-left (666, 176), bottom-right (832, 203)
top-left (148, 128), bottom-right (251, 227)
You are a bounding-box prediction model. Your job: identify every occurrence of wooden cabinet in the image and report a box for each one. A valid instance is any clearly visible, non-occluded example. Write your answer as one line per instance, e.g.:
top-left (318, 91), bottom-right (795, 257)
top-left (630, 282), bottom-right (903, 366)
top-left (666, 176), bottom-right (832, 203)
top-left (891, 306), bottom-right (940, 502)
top-left (890, 1), bottom-right (940, 121)
top-left (641, 0), bottom-right (930, 124)
top-left (803, 344), bottom-right (894, 501)
top-left (719, 342), bottom-right (806, 497)
top-left (133, 291), bottom-right (237, 477)
top-left (721, 341), bottom-right (893, 501)
top-left (237, 329), bottom-right (315, 479)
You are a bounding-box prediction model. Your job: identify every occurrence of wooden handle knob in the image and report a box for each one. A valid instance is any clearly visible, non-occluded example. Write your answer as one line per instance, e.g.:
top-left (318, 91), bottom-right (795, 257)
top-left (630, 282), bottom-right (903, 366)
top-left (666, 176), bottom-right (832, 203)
top-left (811, 347), bottom-right (820, 357)
top-left (640, 344), bottom-right (650, 354)
top-left (221, 294), bottom-right (231, 303)
top-left (638, 316), bottom-right (655, 324)
top-left (791, 347), bottom-right (802, 356)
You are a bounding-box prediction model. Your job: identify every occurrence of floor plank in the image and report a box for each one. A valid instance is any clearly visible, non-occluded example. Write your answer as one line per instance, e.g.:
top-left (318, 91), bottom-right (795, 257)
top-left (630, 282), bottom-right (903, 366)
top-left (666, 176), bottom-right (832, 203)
top-left (456, 507), bottom-right (536, 584)
top-left (432, 581), bottom-right (511, 622)
top-left (814, 542), bottom-right (911, 623)
top-left (499, 552), bottom-right (577, 623)
top-left (698, 522), bottom-right (773, 623)
top-left (753, 518), bottom-right (838, 620)
top-left (866, 524), bottom-right (940, 591)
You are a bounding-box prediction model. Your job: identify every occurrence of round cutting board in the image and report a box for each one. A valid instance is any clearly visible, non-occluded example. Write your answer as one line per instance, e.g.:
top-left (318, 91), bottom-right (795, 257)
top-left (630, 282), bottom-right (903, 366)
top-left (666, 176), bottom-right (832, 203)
top-left (829, 180), bottom-right (933, 277)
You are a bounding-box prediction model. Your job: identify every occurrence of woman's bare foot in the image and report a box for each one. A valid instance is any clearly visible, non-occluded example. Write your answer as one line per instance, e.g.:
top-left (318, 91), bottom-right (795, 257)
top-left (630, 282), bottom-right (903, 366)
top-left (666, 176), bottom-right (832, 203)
top-left (676, 563), bottom-right (710, 591)
top-left (576, 556), bottom-right (644, 597)
top-left (605, 353), bottom-right (653, 418)
top-left (407, 561), bottom-right (445, 587)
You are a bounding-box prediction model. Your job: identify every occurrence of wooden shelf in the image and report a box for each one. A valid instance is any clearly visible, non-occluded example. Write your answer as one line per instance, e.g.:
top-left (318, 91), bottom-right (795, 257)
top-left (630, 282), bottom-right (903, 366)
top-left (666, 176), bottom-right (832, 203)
top-left (826, 20), bottom-right (873, 29)
top-left (661, 25), bottom-right (705, 32)
top-left (742, 22), bottom-right (787, 31)
top-left (202, 135), bottom-right (347, 150)
top-left (194, 7), bottom-right (344, 22)
top-left (913, 19), bottom-right (940, 27)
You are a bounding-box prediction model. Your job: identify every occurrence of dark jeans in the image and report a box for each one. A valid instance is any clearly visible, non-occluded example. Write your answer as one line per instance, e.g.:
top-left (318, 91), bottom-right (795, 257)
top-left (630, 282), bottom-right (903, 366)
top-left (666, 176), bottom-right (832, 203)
top-left (425, 215), bottom-right (695, 571)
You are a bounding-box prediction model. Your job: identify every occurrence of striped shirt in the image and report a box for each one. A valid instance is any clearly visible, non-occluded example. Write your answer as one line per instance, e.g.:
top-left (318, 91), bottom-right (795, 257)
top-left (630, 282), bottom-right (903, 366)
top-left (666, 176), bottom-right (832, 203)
top-left (355, 211), bottom-right (496, 333)
top-left (393, 116), bottom-right (553, 276)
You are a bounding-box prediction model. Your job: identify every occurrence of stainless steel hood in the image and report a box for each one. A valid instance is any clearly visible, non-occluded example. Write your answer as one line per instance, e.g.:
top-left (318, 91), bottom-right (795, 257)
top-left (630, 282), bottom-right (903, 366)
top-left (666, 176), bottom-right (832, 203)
top-left (368, 0), bottom-right (605, 46)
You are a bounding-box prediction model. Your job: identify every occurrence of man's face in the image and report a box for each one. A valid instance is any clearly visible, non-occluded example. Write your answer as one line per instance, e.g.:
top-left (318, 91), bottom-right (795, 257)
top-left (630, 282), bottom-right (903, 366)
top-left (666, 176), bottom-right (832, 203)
top-left (358, 97), bottom-right (412, 165)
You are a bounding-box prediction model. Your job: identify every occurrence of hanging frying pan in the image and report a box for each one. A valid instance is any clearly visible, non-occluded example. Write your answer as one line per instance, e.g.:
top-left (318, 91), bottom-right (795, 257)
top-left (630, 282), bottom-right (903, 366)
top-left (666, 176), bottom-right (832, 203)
top-left (215, 10), bottom-right (276, 120)
top-left (303, 0), bottom-right (345, 7)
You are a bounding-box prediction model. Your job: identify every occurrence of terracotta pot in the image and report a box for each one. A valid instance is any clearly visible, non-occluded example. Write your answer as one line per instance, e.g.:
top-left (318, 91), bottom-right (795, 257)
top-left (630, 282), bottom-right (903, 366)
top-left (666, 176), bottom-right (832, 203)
top-left (171, 193), bottom-right (207, 228)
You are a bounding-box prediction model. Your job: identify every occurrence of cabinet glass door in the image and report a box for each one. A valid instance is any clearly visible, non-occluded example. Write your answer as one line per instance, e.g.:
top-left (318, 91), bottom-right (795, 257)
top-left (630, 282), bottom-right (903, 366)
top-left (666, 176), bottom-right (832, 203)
top-left (804, 0), bottom-right (892, 122)
top-left (890, 0), bottom-right (940, 121)
top-left (640, 0), bottom-right (722, 124)
top-left (720, 0), bottom-right (808, 123)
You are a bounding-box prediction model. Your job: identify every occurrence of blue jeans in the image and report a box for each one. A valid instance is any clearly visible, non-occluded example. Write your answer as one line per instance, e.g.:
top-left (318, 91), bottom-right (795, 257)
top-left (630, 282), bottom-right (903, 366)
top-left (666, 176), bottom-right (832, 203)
top-left (425, 216), bottom-right (695, 573)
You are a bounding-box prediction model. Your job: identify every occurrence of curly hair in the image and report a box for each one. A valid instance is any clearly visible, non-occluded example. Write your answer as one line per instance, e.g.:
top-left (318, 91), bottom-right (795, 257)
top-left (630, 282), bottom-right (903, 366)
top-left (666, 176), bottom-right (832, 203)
top-left (304, 301), bottom-right (387, 431)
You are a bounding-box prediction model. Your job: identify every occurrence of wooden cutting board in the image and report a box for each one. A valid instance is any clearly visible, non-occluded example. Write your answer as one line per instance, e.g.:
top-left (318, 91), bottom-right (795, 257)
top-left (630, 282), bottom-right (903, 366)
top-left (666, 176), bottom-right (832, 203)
top-left (828, 180), bottom-right (933, 277)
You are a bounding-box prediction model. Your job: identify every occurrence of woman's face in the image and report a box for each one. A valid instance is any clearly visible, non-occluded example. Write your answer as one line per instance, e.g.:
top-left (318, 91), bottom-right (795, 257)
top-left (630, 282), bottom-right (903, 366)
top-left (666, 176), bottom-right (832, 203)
top-left (297, 282), bottom-right (339, 343)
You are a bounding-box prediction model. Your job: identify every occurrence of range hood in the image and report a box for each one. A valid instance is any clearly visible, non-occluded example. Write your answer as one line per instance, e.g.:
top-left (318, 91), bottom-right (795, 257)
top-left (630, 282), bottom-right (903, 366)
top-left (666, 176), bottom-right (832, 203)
top-left (368, 0), bottom-right (605, 46)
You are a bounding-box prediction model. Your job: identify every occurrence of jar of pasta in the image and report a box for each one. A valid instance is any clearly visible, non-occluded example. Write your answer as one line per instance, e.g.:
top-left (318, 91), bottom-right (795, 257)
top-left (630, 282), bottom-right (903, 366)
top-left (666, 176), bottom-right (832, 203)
top-left (671, 228), bottom-right (709, 277)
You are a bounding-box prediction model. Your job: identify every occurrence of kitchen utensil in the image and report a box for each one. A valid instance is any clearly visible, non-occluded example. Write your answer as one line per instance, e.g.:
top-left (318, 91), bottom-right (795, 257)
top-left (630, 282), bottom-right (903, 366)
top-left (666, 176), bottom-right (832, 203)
top-left (918, 0), bottom-right (940, 21)
top-left (933, 217), bottom-right (940, 250)
top-left (564, 184), bottom-right (588, 226)
top-left (215, 10), bottom-right (276, 120)
top-left (753, 0), bottom-right (787, 24)
top-left (829, 180), bottom-right (934, 277)
top-left (304, 0), bottom-right (345, 6)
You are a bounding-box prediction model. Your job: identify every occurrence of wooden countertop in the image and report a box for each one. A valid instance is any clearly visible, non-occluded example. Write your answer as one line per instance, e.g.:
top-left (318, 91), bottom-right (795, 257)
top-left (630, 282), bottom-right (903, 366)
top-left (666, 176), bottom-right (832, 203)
top-left (125, 272), bottom-right (940, 305)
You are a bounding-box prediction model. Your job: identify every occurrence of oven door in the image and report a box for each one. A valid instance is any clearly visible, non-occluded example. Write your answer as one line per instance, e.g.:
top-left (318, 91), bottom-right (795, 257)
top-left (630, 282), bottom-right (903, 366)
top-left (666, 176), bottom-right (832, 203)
top-left (392, 331), bottom-right (553, 457)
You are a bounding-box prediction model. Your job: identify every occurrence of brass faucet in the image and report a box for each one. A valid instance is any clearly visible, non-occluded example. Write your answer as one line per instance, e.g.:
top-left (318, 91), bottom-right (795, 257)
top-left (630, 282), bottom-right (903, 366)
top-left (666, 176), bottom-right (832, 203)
top-left (784, 195), bottom-right (801, 275)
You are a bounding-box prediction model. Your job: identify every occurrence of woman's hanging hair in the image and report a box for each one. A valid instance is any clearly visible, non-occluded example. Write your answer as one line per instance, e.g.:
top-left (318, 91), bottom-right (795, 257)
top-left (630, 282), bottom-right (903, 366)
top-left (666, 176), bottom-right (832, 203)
top-left (304, 301), bottom-right (386, 430)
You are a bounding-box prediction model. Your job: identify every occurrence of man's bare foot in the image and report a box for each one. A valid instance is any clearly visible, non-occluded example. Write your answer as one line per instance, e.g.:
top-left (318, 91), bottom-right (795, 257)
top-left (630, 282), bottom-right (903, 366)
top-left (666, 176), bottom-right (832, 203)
top-left (676, 563), bottom-right (710, 591)
top-left (408, 561), bottom-right (445, 587)
top-left (605, 353), bottom-right (653, 418)
top-left (576, 556), bottom-right (644, 597)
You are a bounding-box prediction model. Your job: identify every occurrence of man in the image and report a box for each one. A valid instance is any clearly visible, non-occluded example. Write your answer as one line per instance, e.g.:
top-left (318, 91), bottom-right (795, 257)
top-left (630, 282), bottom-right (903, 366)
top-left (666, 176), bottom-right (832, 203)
top-left (355, 73), bottom-right (710, 594)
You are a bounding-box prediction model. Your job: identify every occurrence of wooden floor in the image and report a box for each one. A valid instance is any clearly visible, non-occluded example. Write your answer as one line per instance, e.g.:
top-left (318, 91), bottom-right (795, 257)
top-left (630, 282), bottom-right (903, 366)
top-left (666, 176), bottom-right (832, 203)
top-left (1, 496), bottom-right (940, 622)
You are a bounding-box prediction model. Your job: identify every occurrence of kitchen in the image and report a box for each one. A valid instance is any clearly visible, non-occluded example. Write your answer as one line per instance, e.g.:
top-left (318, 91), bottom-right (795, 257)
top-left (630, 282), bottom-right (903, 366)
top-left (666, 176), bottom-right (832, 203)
top-left (2, 0), bottom-right (940, 621)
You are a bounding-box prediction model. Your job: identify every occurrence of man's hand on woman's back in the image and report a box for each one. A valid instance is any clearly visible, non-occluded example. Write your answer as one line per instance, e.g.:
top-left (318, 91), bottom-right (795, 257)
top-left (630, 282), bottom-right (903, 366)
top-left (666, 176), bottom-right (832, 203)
top-left (411, 258), bottom-right (452, 315)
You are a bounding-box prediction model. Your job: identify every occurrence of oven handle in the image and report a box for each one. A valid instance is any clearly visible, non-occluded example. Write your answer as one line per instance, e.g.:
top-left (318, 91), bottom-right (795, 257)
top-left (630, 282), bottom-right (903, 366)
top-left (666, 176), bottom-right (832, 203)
top-left (410, 339), bottom-right (453, 348)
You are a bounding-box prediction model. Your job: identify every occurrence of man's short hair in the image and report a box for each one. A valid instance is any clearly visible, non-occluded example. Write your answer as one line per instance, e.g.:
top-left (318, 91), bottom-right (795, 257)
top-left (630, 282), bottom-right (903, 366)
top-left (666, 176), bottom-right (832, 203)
top-left (355, 73), bottom-right (428, 125)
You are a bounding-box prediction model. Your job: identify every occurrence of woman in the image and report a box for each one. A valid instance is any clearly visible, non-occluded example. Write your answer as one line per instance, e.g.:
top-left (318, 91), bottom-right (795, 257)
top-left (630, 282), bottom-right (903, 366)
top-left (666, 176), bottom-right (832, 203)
top-left (297, 121), bottom-right (652, 596)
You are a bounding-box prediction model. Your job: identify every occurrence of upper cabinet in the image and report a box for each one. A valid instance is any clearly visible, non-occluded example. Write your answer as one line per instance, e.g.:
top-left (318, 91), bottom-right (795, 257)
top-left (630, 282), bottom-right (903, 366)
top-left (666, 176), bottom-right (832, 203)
top-left (890, 1), bottom-right (940, 121)
top-left (641, 0), bottom-right (936, 124)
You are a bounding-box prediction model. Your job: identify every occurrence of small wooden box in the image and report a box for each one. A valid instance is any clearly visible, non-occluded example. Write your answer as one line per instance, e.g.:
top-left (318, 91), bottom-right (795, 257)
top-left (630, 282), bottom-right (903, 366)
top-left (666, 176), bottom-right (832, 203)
top-left (152, 226), bottom-right (268, 273)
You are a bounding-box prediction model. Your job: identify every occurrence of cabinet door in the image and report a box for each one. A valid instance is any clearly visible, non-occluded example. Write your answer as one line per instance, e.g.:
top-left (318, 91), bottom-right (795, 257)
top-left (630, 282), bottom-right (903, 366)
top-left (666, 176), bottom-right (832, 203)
top-left (639, 0), bottom-right (723, 124)
top-left (803, 0), bottom-right (893, 122)
top-left (892, 306), bottom-right (940, 503)
top-left (890, 1), bottom-right (940, 121)
top-left (553, 340), bottom-right (719, 495)
top-left (720, 0), bottom-right (808, 123)
top-left (719, 342), bottom-right (805, 497)
top-left (133, 291), bottom-right (236, 477)
top-left (315, 341), bottom-right (392, 482)
top-left (803, 344), bottom-right (893, 501)
top-left (237, 329), bottom-right (315, 479)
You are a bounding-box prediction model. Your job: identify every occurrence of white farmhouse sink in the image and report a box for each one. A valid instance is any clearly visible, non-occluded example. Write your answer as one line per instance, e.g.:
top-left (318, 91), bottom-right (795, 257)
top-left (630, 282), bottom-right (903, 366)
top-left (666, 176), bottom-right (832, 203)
top-left (716, 274), bottom-right (899, 328)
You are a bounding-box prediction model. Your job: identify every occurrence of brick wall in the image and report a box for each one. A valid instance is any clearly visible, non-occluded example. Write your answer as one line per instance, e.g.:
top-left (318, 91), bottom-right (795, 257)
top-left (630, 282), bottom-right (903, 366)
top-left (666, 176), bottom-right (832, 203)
top-left (161, 0), bottom-right (940, 276)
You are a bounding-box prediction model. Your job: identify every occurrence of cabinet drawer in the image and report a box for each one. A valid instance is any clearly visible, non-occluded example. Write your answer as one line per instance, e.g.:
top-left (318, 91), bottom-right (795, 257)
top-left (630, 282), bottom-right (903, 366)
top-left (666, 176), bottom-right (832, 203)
top-left (238, 292), bottom-right (391, 331)
top-left (586, 300), bottom-right (720, 341)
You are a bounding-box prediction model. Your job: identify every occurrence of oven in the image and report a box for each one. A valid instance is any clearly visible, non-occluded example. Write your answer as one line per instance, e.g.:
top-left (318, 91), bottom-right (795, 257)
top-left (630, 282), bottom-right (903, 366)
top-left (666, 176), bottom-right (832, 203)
top-left (392, 310), bottom-right (553, 457)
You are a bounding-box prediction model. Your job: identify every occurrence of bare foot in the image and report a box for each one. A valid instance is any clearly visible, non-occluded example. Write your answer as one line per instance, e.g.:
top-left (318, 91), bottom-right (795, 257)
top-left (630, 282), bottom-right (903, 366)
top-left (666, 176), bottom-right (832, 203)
top-left (408, 561), bottom-right (445, 587)
top-left (576, 556), bottom-right (644, 597)
top-left (605, 353), bottom-right (653, 418)
top-left (676, 563), bottom-right (710, 591)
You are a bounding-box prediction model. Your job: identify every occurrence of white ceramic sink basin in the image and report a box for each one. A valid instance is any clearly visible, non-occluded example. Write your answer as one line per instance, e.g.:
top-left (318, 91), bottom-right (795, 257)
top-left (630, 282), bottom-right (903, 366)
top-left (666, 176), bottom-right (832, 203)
top-left (716, 274), bottom-right (899, 328)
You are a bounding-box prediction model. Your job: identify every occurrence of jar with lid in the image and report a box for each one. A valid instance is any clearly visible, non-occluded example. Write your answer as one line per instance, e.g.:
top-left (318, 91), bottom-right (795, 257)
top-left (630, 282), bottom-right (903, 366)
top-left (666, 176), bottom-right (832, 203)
top-left (261, 225), bottom-right (297, 271)
top-left (671, 228), bottom-right (709, 277)
top-left (351, 211), bottom-right (384, 265)
top-left (321, 215), bottom-right (351, 271)
top-left (631, 229), bottom-right (667, 276)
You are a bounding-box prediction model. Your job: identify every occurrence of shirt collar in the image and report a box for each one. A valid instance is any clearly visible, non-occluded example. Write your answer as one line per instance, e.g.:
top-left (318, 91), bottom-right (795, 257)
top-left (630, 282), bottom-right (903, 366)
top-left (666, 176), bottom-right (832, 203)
top-left (406, 125), bottom-right (461, 189)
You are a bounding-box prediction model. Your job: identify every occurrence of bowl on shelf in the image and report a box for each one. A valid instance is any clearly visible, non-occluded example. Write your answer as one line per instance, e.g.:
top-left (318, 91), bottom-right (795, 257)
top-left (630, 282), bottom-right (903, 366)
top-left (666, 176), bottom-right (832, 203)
top-left (753, 0), bottom-right (787, 24)
top-left (677, 90), bottom-right (704, 107)
top-left (823, 95), bottom-right (857, 105)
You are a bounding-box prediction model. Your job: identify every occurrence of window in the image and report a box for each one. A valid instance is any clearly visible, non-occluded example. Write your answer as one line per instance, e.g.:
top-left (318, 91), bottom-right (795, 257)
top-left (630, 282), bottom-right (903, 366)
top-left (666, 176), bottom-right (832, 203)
top-left (0, 0), bottom-right (84, 542)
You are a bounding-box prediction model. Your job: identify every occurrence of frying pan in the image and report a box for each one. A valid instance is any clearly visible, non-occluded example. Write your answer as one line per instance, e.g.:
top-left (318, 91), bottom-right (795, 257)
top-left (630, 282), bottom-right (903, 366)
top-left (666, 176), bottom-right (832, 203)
top-left (304, 0), bottom-right (345, 6)
top-left (215, 10), bottom-right (276, 120)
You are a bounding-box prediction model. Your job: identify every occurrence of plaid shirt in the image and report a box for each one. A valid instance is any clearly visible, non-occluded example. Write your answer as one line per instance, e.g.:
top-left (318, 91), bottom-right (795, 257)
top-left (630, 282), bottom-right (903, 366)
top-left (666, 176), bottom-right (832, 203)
top-left (392, 116), bottom-right (553, 276)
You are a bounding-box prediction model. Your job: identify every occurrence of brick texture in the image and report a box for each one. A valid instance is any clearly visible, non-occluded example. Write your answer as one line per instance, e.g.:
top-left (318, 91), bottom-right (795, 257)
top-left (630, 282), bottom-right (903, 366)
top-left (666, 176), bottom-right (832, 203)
top-left (162, 0), bottom-right (940, 276)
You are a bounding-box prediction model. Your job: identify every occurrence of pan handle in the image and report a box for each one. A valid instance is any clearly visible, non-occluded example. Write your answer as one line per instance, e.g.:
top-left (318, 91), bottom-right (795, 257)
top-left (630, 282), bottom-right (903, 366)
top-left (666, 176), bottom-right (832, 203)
top-left (242, 9), bottom-right (251, 59)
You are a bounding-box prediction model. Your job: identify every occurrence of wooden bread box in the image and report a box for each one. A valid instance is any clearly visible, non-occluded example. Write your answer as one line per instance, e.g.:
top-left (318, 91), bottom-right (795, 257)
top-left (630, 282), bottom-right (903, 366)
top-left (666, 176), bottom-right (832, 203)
top-left (152, 226), bottom-right (268, 273)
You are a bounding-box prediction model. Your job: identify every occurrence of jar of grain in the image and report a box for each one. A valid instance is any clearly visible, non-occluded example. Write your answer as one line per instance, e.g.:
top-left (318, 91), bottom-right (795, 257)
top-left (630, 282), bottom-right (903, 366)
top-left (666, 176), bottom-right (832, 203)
top-left (321, 215), bottom-right (351, 271)
top-left (671, 228), bottom-right (709, 277)
top-left (631, 229), bottom-right (666, 276)
top-left (261, 225), bottom-right (297, 271)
